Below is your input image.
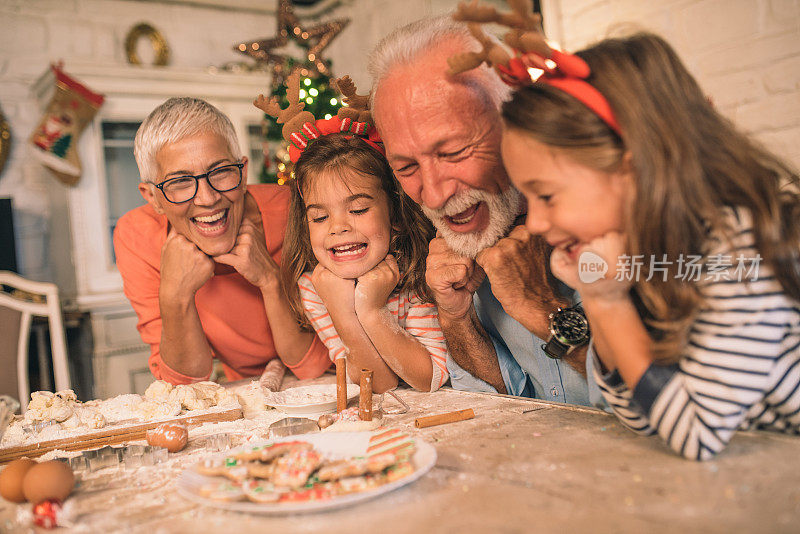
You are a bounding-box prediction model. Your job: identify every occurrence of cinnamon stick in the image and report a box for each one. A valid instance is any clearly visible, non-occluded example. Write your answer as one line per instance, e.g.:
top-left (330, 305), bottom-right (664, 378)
top-left (335, 357), bottom-right (347, 413)
top-left (414, 408), bottom-right (475, 429)
top-left (358, 368), bottom-right (373, 421)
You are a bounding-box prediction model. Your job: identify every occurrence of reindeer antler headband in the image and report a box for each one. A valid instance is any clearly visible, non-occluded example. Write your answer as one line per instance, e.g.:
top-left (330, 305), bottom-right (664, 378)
top-left (448, 0), bottom-right (621, 135)
top-left (254, 71), bottom-right (384, 163)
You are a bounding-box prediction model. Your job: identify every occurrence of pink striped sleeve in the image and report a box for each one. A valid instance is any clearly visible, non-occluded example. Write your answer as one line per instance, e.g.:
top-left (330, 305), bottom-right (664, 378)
top-left (404, 292), bottom-right (450, 391)
top-left (298, 274), bottom-right (347, 362)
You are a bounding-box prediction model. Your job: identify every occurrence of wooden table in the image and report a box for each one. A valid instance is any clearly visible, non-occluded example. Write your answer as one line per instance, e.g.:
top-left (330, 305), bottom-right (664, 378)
top-left (2, 381), bottom-right (799, 533)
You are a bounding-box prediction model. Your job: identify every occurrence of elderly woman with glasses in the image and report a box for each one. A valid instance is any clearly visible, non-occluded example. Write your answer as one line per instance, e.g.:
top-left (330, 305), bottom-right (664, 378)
top-left (114, 97), bottom-right (331, 385)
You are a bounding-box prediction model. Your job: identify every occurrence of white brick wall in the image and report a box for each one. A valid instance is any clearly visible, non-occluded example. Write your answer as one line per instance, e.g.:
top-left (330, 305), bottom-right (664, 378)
top-left (542, 0), bottom-right (800, 168)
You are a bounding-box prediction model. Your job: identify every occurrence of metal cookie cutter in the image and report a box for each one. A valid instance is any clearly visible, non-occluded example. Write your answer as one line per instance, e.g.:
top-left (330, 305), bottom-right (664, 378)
top-left (268, 417), bottom-right (320, 439)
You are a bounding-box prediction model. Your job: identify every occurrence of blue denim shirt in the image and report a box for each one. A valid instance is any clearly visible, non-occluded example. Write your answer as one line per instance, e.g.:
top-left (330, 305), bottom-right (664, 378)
top-left (446, 278), bottom-right (606, 408)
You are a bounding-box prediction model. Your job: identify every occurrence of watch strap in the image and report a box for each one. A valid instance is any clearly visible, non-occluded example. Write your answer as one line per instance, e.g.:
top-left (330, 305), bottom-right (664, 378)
top-left (542, 338), bottom-right (570, 360)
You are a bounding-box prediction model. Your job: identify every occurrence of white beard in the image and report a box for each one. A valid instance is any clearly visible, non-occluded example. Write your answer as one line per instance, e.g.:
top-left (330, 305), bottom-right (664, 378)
top-left (422, 186), bottom-right (523, 258)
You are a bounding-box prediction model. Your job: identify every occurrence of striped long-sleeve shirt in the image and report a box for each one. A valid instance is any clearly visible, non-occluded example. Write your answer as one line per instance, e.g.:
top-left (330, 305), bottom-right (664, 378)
top-left (298, 273), bottom-right (450, 391)
top-left (593, 207), bottom-right (800, 460)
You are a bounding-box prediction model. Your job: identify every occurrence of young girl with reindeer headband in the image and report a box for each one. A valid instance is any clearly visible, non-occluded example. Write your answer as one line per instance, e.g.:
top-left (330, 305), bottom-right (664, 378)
top-left (255, 72), bottom-right (449, 394)
top-left (450, 0), bottom-right (800, 459)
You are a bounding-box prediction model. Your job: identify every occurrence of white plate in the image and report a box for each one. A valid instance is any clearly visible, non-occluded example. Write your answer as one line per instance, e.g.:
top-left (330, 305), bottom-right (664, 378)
top-left (177, 430), bottom-right (436, 514)
top-left (264, 384), bottom-right (360, 417)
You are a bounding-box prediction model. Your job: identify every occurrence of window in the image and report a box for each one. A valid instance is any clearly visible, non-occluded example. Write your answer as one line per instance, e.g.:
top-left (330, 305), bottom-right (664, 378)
top-left (102, 121), bottom-right (145, 263)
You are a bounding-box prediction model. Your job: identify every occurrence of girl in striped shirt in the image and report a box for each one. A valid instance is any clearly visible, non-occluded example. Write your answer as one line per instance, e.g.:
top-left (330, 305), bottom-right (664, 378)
top-left (498, 32), bottom-right (800, 459)
top-left (282, 133), bottom-right (449, 393)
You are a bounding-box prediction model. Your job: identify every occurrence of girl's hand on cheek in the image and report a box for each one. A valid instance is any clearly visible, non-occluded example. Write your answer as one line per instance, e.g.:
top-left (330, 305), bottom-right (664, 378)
top-left (572, 232), bottom-right (633, 302)
top-left (549, 246), bottom-right (580, 289)
top-left (311, 264), bottom-right (356, 315)
top-left (355, 255), bottom-right (400, 316)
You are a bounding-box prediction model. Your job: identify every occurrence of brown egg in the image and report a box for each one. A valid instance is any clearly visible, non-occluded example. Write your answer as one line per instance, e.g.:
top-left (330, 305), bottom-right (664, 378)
top-left (0, 458), bottom-right (38, 503)
top-left (146, 422), bottom-right (189, 452)
top-left (22, 460), bottom-right (75, 504)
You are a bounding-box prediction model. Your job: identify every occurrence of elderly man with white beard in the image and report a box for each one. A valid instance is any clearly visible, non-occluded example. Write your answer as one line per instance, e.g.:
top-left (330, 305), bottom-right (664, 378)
top-left (368, 16), bottom-right (603, 406)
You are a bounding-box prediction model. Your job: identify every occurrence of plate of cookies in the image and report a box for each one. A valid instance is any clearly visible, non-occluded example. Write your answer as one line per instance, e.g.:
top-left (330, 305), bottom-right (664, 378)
top-left (177, 428), bottom-right (436, 513)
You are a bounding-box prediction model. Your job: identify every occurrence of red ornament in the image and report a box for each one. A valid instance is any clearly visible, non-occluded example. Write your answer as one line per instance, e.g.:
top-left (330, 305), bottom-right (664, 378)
top-left (33, 499), bottom-right (62, 529)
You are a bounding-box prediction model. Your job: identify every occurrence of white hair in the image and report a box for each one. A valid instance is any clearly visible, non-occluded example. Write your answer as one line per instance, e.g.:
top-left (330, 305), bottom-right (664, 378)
top-left (134, 97), bottom-right (242, 182)
top-left (368, 15), bottom-right (510, 109)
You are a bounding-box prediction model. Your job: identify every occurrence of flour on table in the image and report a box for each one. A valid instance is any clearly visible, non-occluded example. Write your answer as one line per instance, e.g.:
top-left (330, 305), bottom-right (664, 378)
top-left (231, 381), bottom-right (269, 419)
top-left (265, 384), bottom-right (358, 406)
top-left (98, 394), bottom-right (145, 423)
top-left (0, 380), bottom-right (242, 449)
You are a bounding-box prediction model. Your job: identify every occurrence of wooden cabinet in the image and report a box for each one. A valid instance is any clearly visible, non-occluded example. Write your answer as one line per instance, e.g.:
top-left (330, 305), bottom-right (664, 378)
top-left (33, 63), bottom-right (269, 396)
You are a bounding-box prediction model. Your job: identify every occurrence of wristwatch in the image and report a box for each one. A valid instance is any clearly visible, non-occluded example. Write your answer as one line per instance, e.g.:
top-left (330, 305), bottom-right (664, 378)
top-left (542, 304), bottom-right (590, 359)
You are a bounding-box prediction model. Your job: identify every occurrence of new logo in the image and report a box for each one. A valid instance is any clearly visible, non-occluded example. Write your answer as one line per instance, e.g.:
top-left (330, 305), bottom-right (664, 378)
top-left (578, 251), bottom-right (608, 284)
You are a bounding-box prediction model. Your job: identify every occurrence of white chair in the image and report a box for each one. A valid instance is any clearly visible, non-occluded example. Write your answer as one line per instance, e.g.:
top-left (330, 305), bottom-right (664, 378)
top-left (0, 271), bottom-right (70, 408)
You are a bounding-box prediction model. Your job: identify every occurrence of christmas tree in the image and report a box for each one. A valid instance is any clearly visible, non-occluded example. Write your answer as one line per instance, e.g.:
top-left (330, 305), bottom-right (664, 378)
top-left (235, 0), bottom-right (350, 184)
top-left (259, 65), bottom-right (343, 184)
top-left (50, 134), bottom-right (73, 159)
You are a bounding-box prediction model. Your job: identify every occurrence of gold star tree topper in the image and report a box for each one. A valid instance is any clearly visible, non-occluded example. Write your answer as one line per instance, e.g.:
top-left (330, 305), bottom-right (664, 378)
top-left (235, 0), bottom-right (349, 85)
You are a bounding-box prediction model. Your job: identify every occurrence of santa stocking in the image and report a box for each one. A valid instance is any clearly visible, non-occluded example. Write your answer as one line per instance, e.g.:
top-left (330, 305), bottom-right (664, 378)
top-left (30, 64), bottom-right (104, 186)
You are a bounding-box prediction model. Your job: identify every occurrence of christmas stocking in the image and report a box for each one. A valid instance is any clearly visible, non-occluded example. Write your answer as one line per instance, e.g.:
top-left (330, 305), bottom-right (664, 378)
top-left (29, 64), bottom-right (104, 186)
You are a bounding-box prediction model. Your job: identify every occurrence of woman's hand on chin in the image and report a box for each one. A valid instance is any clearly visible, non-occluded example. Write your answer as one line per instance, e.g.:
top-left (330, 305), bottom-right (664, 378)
top-left (214, 219), bottom-right (280, 292)
top-left (160, 229), bottom-right (215, 302)
top-left (550, 232), bottom-right (632, 302)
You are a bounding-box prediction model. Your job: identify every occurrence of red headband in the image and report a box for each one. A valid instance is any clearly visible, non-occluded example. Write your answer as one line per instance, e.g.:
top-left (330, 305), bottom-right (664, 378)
top-left (287, 116), bottom-right (384, 163)
top-left (498, 49), bottom-right (621, 136)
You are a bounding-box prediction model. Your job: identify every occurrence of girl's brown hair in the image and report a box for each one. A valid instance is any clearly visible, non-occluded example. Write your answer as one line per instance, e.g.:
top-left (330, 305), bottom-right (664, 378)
top-left (282, 133), bottom-right (435, 329)
top-left (502, 32), bottom-right (800, 361)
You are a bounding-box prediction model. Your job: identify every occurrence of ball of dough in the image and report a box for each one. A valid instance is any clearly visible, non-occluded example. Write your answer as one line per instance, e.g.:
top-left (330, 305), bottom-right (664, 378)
top-left (170, 385), bottom-right (213, 411)
top-left (76, 407), bottom-right (106, 429)
top-left (54, 390), bottom-right (77, 403)
top-left (24, 392), bottom-right (56, 422)
top-left (189, 381), bottom-right (222, 400)
top-left (24, 391), bottom-right (75, 423)
top-left (59, 412), bottom-right (83, 430)
top-left (214, 388), bottom-right (240, 409)
top-left (144, 380), bottom-right (174, 402)
top-left (98, 394), bottom-right (143, 423)
top-left (234, 381), bottom-right (267, 419)
top-left (136, 400), bottom-right (182, 421)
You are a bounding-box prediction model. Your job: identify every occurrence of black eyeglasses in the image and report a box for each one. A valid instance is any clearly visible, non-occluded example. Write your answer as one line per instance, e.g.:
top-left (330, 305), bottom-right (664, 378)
top-left (153, 162), bottom-right (245, 204)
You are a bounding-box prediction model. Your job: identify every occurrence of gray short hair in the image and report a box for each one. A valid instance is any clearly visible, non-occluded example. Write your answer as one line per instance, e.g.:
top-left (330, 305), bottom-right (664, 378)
top-left (134, 97), bottom-right (242, 182)
top-left (368, 15), bottom-right (510, 108)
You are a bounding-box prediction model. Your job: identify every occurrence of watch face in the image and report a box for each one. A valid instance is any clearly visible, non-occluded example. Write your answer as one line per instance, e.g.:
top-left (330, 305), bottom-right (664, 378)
top-left (553, 309), bottom-right (589, 345)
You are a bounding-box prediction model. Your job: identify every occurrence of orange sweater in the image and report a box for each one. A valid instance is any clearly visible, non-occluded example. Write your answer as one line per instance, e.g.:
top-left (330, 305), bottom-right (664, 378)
top-left (113, 184), bottom-right (331, 384)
